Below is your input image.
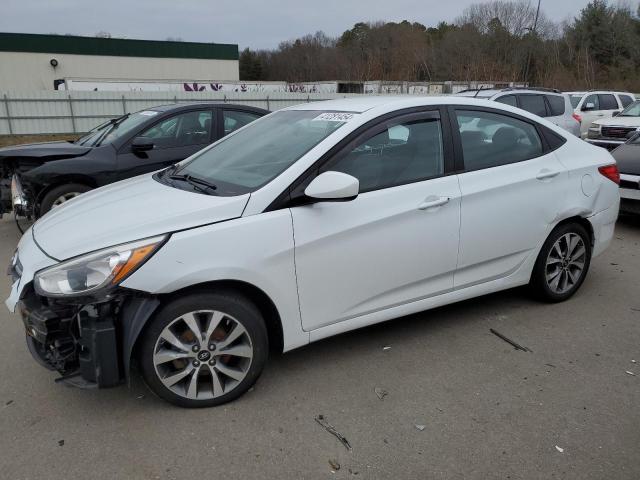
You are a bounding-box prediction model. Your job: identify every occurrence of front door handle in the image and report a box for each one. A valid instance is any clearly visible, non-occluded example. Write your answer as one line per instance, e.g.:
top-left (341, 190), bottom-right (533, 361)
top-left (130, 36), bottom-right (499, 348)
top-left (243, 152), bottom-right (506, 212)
top-left (536, 169), bottom-right (561, 181)
top-left (418, 196), bottom-right (450, 210)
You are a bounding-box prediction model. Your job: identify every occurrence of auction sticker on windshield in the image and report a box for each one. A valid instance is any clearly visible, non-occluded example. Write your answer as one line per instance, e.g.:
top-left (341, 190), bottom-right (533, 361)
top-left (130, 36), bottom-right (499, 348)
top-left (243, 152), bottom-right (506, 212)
top-left (312, 112), bottom-right (357, 122)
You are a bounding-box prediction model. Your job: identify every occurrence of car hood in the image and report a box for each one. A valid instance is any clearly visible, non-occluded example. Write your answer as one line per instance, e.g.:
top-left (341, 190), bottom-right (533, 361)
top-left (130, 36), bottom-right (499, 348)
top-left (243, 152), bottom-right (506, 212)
top-left (593, 116), bottom-right (640, 128)
top-left (0, 141), bottom-right (92, 159)
top-left (612, 144), bottom-right (640, 175)
top-left (32, 173), bottom-right (250, 260)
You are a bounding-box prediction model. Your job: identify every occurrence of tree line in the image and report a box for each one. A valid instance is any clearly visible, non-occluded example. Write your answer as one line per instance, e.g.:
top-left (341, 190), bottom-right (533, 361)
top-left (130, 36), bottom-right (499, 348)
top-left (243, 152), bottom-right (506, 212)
top-left (239, 0), bottom-right (640, 91)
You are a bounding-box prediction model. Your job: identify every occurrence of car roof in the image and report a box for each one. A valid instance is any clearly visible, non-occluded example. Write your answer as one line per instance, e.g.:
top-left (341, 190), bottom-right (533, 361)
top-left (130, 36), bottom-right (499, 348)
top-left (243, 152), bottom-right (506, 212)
top-left (149, 103), bottom-right (269, 114)
top-left (281, 95), bottom-right (548, 115)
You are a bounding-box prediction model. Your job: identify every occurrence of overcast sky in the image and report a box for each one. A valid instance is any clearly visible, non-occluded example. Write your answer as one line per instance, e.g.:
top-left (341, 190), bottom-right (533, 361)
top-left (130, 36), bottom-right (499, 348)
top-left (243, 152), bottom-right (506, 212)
top-left (1, 0), bottom-right (602, 49)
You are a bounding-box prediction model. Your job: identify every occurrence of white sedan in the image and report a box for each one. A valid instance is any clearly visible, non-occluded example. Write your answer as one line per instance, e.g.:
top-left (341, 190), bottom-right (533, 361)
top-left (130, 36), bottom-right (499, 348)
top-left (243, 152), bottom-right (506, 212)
top-left (7, 96), bottom-right (620, 407)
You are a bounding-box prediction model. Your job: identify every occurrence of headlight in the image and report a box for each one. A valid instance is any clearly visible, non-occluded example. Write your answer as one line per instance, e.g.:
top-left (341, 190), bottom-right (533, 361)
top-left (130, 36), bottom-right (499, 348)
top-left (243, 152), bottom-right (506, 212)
top-left (34, 235), bottom-right (167, 297)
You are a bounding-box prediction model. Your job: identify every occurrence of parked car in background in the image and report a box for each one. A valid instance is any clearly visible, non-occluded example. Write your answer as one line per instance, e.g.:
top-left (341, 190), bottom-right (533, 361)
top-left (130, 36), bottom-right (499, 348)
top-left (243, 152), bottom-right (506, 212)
top-left (7, 96), bottom-right (619, 407)
top-left (0, 103), bottom-right (268, 219)
top-left (611, 133), bottom-right (640, 214)
top-left (567, 91), bottom-right (635, 138)
top-left (585, 100), bottom-right (640, 150)
top-left (456, 87), bottom-right (580, 136)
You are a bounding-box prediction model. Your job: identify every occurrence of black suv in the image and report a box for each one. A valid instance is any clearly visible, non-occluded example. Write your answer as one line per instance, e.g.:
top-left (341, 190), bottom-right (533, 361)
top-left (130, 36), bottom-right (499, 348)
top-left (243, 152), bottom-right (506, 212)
top-left (0, 103), bottom-right (268, 218)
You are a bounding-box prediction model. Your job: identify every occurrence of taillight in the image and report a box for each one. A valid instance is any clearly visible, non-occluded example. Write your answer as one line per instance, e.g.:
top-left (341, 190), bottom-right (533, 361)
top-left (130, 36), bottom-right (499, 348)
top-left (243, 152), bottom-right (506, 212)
top-left (572, 113), bottom-right (582, 124)
top-left (598, 164), bottom-right (620, 184)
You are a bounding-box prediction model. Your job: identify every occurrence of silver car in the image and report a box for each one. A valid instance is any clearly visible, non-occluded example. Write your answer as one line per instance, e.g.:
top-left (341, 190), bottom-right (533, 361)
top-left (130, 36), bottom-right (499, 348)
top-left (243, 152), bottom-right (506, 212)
top-left (457, 87), bottom-right (581, 137)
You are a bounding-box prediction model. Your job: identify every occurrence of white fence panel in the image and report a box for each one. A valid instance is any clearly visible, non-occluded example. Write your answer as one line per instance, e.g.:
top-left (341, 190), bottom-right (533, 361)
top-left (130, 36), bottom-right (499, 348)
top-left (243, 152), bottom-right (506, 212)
top-left (0, 91), bottom-right (382, 135)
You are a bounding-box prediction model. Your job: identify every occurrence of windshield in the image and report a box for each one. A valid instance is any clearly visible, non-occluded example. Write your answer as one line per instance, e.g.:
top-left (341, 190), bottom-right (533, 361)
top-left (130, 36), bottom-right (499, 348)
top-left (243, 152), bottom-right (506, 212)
top-left (169, 110), bottom-right (350, 195)
top-left (75, 111), bottom-right (160, 147)
top-left (618, 101), bottom-right (640, 117)
top-left (569, 94), bottom-right (584, 109)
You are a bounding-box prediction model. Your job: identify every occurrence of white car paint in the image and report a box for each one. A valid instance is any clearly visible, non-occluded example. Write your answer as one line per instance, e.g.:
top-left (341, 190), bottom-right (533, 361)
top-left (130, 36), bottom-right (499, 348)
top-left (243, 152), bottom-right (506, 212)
top-left (7, 96), bottom-right (620, 354)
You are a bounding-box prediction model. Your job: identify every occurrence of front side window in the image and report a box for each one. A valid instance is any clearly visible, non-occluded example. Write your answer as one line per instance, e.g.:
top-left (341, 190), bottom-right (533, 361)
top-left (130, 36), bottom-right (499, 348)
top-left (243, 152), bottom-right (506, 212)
top-left (76, 111), bottom-right (159, 147)
top-left (326, 113), bottom-right (444, 192)
top-left (598, 94), bottom-right (618, 110)
top-left (223, 110), bottom-right (262, 136)
top-left (170, 110), bottom-right (348, 195)
top-left (582, 94), bottom-right (599, 111)
top-left (456, 110), bottom-right (543, 171)
top-left (140, 110), bottom-right (212, 148)
top-left (518, 95), bottom-right (548, 117)
top-left (545, 95), bottom-right (566, 116)
top-left (618, 101), bottom-right (640, 117)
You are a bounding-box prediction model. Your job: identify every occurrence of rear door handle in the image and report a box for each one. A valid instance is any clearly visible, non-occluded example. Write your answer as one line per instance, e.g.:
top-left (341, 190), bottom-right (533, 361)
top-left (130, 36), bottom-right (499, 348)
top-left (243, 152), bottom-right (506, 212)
top-left (418, 196), bottom-right (449, 210)
top-left (536, 169), bottom-right (561, 181)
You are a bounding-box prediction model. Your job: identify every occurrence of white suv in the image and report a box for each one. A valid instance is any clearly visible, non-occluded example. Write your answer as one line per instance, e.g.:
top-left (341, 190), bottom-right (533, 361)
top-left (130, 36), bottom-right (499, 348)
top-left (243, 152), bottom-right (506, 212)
top-left (568, 91), bottom-right (636, 138)
top-left (457, 87), bottom-right (580, 136)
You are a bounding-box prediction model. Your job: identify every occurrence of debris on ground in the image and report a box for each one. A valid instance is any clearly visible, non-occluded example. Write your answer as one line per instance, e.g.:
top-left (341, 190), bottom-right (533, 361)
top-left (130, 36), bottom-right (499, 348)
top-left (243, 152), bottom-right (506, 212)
top-left (329, 459), bottom-right (341, 472)
top-left (625, 371), bottom-right (635, 376)
top-left (490, 328), bottom-right (532, 352)
top-left (631, 308), bottom-right (640, 312)
top-left (555, 445), bottom-right (564, 453)
top-left (5, 400), bottom-right (13, 406)
top-left (374, 387), bottom-right (388, 401)
top-left (382, 346), bottom-right (391, 351)
top-left (137, 394), bottom-right (145, 399)
top-left (58, 440), bottom-right (64, 447)
top-left (315, 415), bottom-right (352, 451)
top-left (545, 364), bottom-right (556, 368)
top-left (415, 424), bottom-right (426, 431)
top-left (632, 360), bottom-right (637, 364)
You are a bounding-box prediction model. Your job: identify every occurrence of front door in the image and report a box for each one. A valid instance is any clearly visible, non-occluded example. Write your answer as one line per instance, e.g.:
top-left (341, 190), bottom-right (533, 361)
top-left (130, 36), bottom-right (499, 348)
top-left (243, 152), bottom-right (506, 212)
top-left (291, 109), bottom-right (461, 331)
top-left (117, 109), bottom-right (214, 179)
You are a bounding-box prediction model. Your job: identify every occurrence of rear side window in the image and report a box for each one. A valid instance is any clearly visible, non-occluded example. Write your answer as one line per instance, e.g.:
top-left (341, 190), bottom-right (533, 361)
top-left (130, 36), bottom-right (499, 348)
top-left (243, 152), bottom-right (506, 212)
top-left (518, 95), bottom-right (547, 117)
top-left (456, 109), bottom-right (543, 171)
top-left (619, 95), bottom-right (635, 108)
top-left (545, 95), bottom-right (566, 116)
top-left (495, 95), bottom-right (518, 107)
top-left (598, 94), bottom-right (618, 110)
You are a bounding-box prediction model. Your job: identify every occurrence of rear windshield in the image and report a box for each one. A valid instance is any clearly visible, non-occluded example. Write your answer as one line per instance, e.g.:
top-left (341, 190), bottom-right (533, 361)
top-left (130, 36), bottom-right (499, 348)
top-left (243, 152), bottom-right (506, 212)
top-left (569, 94), bottom-right (584, 109)
top-left (168, 110), bottom-right (350, 195)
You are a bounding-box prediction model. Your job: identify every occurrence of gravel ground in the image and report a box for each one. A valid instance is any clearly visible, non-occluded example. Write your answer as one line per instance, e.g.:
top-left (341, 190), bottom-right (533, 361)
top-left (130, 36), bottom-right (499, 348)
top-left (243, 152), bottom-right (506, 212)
top-left (0, 214), bottom-right (638, 479)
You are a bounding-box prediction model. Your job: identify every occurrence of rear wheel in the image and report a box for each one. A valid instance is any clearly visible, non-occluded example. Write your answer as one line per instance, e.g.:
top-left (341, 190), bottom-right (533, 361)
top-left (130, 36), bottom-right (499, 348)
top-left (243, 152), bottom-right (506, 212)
top-left (529, 223), bottom-right (592, 302)
top-left (139, 292), bottom-right (268, 408)
top-left (39, 183), bottom-right (92, 216)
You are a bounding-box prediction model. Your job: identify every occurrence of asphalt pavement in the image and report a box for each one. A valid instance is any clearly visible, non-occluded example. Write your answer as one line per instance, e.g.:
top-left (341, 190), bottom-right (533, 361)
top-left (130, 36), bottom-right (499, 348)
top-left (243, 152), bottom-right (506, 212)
top-left (0, 215), bottom-right (638, 479)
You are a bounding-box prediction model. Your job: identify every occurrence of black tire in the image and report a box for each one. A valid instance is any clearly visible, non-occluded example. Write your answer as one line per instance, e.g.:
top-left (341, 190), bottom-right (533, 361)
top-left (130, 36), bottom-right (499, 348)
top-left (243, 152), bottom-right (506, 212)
top-left (39, 183), bottom-right (92, 216)
top-left (529, 222), bottom-right (592, 302)
top-left (139, 291), bottom-right (268, 408)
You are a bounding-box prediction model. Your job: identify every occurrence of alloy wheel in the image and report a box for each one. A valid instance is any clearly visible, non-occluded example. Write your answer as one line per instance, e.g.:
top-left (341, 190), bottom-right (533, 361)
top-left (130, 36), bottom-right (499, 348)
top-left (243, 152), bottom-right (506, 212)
top-left (51, 192), bottom-right (81, 208)
top-left (545, 233), bottom-right (586, 295)
top-left (152, 310), bottom-right (253, 401)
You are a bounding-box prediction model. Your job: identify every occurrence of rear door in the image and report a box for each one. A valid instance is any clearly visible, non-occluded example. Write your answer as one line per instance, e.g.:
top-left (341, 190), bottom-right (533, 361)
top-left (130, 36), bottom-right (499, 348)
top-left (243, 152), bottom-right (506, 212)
top-left (218, 108), bottom-right (264, 139)
top-left (291, 108), bottom-right (461, 331)
top-left (116, 109), bottom-right (214, 179)
top-left (450, 106), bottom-right (569, 289)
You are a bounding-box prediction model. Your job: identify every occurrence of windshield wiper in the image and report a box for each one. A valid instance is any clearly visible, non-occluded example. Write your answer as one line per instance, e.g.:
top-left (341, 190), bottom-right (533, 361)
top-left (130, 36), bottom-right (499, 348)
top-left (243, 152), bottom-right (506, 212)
top-left (169, 173), bottom-right (218, 194)
top-left (94, 113), bottom-right (131, 147)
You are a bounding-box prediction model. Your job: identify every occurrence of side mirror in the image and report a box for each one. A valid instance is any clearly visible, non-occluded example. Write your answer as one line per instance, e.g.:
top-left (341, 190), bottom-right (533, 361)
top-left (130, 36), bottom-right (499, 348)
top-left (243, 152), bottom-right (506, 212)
top-left (304, 171), bottom-right (359, 202)
top-left (582, 102), bottom-right (596, 112)
top-left (132, 136), bottom-right (154, 152)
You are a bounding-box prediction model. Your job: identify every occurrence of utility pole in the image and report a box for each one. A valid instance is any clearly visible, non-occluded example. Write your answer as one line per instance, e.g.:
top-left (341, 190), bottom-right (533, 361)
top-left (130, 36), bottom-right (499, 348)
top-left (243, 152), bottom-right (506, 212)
top-left (523, 0), bottom-right (542, 85)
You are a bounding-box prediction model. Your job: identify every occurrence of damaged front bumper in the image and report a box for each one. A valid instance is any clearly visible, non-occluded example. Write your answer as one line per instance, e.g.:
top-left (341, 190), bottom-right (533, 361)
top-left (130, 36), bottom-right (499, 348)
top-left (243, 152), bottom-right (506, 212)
top-left (15, 284), bottom-right (160, 389)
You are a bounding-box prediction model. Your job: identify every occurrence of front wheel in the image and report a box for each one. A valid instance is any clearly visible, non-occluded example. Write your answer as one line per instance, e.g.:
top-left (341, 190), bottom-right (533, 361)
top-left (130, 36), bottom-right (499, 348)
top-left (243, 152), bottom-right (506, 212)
top-left (39, 183), bottom-right (92, 216)
top-left (529, 222), bottom-right (592, 302)
top-left (139, 292), bottom-right (268, 408)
